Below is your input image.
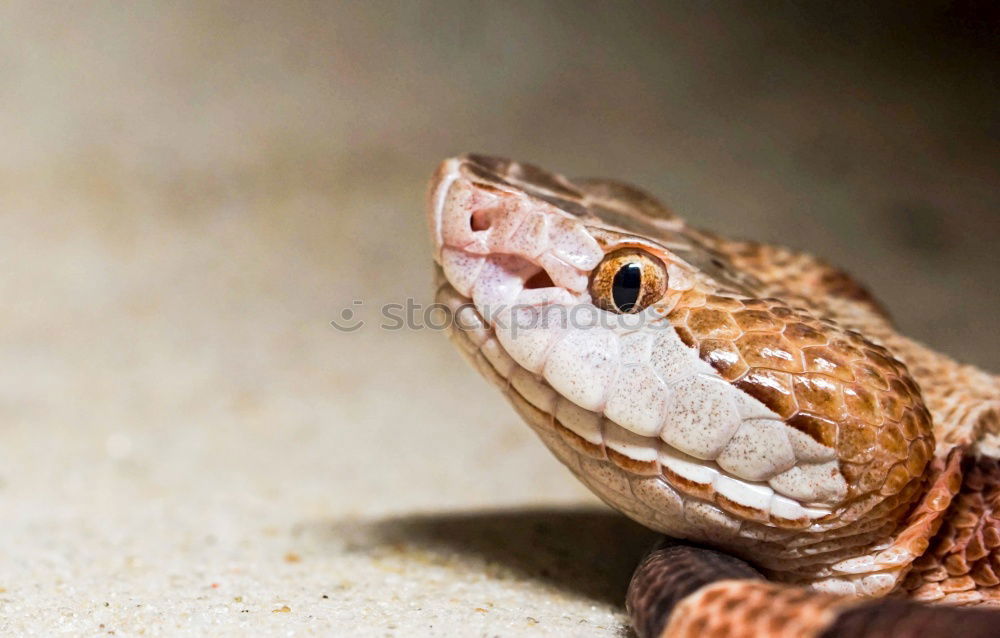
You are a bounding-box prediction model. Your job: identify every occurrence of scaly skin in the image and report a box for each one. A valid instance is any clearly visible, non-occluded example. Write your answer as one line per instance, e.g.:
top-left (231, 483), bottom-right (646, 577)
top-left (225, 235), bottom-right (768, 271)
top-left (427, 154), bottom-right (1000, 635)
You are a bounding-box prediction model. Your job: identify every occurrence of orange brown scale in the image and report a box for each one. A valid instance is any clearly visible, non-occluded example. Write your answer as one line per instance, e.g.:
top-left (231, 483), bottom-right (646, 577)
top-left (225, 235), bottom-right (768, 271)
top-left (784, 322), bottom-right (828, 348)
top-left (735, 369), bottom-right (798, 419)
top-left (705, 294), bottom-right (745, 312)
top-left (554, 420), bottom-right (607, 460)
top-left (675, 326), bottom-right (697, 349)
top-left (737, 332), bottom-right (803, 374)
top-left (769, 513), bottom-right (812, 530)
top-left (661, 465), bottom-right (717, 502)
top-left (802, 346), bottom-right (856, 383)
top-left (787, 413), bottom-right (838, 449)
top-left (733, 308), bottom-right (783, 333)
top-left (608, 448), bottom-right (661, 476)
top-left (660, 580), bottom-right (855, 638)
top-left (792, 374), bottom-right (847, 421)
top-left (665, 293), bottom-right (935, 517)
top-left (700, 339), bottom-right (749, 381)
top-left (842, 384), bottom-right (882, 425)
top-left (687, 307), bottom-right (742, 340)
top-left (716, 494), bottom-right (770, 523)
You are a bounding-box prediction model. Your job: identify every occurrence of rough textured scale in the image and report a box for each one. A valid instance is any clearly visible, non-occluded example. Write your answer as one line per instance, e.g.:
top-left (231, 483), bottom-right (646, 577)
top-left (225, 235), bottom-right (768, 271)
top-left (427, 154), bottom-right (1000, 636)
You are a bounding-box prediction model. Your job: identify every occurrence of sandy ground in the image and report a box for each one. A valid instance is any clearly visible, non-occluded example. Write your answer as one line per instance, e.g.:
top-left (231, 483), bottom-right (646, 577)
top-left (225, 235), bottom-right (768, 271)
top-left (0, 3), bottom-right (996, 636)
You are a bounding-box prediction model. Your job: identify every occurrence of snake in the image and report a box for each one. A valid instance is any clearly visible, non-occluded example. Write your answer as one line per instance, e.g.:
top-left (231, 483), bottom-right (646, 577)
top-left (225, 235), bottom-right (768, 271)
top-left (427, 154), bottom-right (1000, 637)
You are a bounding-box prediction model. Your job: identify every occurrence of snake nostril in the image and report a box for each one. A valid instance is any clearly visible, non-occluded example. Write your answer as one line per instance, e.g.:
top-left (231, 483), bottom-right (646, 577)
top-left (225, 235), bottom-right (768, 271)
top-left (524, 269), bottom-right (556, 290)
top-left (470, 209), bottom-right (492, 232)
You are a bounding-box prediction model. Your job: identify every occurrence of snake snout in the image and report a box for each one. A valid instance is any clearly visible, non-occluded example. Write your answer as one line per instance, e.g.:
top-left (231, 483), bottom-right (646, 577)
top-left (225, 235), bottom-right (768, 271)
top-left (428, 157), bottom-right (604, 308)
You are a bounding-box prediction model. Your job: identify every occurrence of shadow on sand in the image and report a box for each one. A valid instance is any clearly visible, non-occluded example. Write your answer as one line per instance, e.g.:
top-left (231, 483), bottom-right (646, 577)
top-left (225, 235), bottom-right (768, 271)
top-left (317, 506), bottom-right (659, 607)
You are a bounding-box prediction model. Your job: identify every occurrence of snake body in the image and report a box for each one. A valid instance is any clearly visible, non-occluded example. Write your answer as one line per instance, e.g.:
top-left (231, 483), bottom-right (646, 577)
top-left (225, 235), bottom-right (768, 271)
top-left (427, 154), bottom-right (1000, 636)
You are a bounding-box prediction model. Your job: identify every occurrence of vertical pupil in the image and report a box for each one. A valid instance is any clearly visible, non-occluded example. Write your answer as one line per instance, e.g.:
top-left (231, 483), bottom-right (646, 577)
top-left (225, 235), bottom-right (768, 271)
top-left (612, 262), bottom-right (642, 312)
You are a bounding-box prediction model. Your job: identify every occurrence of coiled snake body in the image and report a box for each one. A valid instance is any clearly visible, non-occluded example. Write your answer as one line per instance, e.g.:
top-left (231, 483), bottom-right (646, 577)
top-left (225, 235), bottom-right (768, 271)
top-left (428, 154), bottom-right (1000, 637)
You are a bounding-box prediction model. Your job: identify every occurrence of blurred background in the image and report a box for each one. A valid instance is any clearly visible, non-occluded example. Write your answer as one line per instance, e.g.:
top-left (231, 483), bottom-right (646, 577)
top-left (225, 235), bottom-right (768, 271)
top-left (0, 2), bottom-right (996, 635)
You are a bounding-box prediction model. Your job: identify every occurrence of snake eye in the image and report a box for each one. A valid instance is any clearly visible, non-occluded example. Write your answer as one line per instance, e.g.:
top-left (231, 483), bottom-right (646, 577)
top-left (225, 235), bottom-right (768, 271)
top-left (589, 248), bottom-right (668, 314)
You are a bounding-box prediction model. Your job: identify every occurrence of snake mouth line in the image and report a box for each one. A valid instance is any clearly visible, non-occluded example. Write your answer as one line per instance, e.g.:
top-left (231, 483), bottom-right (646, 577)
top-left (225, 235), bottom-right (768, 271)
top-left (434, 270), bottom-right (833, 531)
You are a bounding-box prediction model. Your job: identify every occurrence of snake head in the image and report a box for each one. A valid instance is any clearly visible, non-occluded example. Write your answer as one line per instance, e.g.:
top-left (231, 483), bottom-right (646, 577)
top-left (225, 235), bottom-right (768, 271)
top-left (428, 154), bottom-right (935, 580)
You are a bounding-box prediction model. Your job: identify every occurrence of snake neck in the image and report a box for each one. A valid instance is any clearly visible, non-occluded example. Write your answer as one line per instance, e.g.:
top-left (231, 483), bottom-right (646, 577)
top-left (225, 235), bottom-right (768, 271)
top-left (899, 454), bottom-right (1000, 604)
top-left (874, 330), bottom-right (1000, 457)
